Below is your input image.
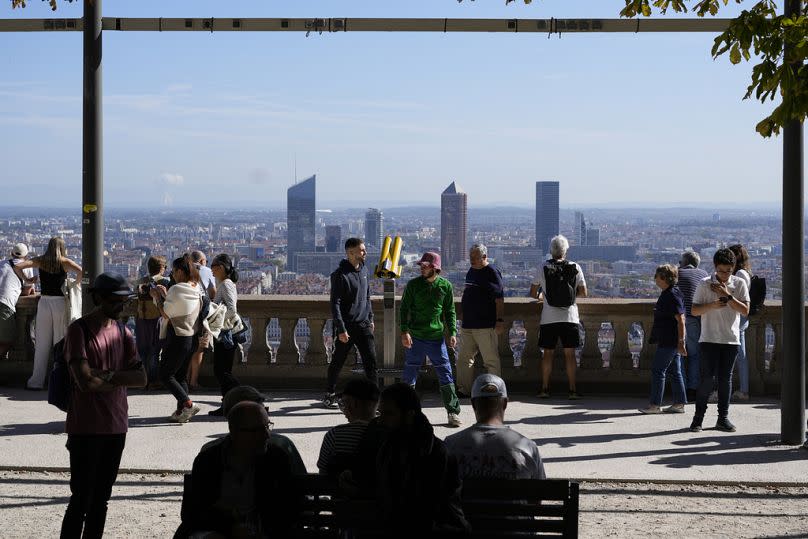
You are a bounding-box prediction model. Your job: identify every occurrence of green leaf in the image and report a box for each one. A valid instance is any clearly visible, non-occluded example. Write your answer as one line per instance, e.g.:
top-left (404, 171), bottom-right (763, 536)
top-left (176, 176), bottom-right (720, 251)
top-left (730, 43), bottom-right (742, 64)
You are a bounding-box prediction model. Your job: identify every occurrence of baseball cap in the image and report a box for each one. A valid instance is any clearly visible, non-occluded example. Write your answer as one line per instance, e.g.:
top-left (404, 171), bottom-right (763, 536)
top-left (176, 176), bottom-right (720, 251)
top-left (417, 252), bottom-right (442, 272)
top-left (223, 385), bottom-right (269, 415)
top-left (88, 272), bottom-right (135, 296)
top-left (341, 377), bottom-right (380, 402)
top-left (471, 374), bottom-right (508, 399)
top-left (11, 243), bottom-right (28, 258)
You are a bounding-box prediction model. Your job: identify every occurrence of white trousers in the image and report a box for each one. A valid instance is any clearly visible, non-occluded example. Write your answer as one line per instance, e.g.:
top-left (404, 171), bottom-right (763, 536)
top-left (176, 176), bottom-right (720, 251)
top-left (27, 295), bottom-right (66, 389)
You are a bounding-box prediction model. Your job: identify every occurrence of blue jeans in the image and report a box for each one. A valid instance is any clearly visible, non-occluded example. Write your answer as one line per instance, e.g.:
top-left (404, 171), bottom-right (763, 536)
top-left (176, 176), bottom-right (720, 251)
top-left (135, 317), bottom-right (162, 384)
top-left (736, 316), bottom-right (749, 393)
top-left (403, 337), bottom-right (455, 387)
top-left (684, 317), bottom-right (702, 391)
top-left (695, 342), bottom-right (739, 420)
top-left (649, 347), bottom-right (687, 406)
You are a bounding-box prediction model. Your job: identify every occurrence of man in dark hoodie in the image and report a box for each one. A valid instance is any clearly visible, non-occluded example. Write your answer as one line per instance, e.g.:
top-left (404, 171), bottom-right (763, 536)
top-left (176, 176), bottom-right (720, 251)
top-left (324, 237), bottom-right (378, 408)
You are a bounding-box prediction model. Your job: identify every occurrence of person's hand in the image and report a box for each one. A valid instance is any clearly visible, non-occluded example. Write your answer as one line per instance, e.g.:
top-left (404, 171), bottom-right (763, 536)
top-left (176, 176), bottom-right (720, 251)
top-left (448, 335), bottom-right (457, 349)
top-left (495, 320), bottom-right (506, 335)
top-left (338, 331), bottom-right (349, 344)
top-left (199, 332), bottom-right (211, 348)
top-left (678, 341), bottom-right (687, 356)
top-left (369, 321), bottom-right (375, 333)
top-left (712, 298), bottom-right (728, 310)
top-left (401, 332), bottom-right (412, 349)
top-left (339, 470), bottom-right (360, 497)
top-left (710, 282), bottom-right (729, 297)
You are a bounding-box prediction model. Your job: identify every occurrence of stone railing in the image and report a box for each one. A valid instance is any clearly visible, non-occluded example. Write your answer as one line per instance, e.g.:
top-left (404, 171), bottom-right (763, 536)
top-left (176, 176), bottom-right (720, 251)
top-left (0, 295), bottom-right (792, 395)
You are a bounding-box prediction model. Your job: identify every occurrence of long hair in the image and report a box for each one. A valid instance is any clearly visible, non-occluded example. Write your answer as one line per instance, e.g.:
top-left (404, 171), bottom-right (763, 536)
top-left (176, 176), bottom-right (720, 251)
top-left (172, 253), bottom-right (200, 284)
top-left (728, 244), bottom-right (751, 274)
top-left (212, 253), bottom-right (239, 283)
top-left (37, 237), bottom-right (66, 273)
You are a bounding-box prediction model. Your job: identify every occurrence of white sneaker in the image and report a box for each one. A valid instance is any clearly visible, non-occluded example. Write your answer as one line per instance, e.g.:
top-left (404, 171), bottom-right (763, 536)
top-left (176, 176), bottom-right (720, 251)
top-left (639, 405), bottom-right (662, 414)
top-left (169, 409), bottom-right (182, 422)
top-left (708, 390), bottom-right (719, 403)
top-left (176, 404), bottom-right (200, 424)
top-left (732, 390), bottom-right (750, 401)
top-left (447, 412), bottom-right (462, 428)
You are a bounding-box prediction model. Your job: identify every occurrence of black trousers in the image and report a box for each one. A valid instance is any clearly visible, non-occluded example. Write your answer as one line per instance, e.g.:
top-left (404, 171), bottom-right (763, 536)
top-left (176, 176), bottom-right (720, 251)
top-left (213, 341), bottom-right (240, 398)
top-left (327, 322), bottom-right (378, 393)
top-left (160, 328), bottom-right (196, 407)
top-left (61, 433), bottom-right (126, 539)
top-left (695, 342), bottom-right (739, 420)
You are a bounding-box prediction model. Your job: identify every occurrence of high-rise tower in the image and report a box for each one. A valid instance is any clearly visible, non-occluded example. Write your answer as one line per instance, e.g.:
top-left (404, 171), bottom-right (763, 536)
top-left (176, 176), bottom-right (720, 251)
top-left (287, 175), bottom-right (316, 272)
top-left (535, 181), bottom-right (559, 255)
top-left (441, 181), bottom-right (468, 269)
top-left (364, 208), bottom-right (384, 251)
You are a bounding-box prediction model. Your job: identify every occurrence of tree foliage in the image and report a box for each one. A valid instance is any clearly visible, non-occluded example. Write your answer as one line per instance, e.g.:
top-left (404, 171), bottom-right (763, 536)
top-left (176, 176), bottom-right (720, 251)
top-left (621, 1), bottom-right (807, 137)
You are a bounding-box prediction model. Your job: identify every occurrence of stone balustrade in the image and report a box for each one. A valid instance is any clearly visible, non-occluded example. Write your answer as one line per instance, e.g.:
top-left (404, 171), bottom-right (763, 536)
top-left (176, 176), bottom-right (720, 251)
top-left (0, 295), bottom-right (792, 395)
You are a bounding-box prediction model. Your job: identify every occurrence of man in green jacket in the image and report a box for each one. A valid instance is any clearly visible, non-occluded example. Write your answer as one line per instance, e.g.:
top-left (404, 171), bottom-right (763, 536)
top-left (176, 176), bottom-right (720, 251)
top-left (400, 252), bottom-right (462, 427)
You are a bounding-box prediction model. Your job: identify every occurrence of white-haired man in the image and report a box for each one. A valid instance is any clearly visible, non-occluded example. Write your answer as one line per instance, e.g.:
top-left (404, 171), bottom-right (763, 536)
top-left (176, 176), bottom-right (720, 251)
top-left (529, 235), bottom-right (587, 400)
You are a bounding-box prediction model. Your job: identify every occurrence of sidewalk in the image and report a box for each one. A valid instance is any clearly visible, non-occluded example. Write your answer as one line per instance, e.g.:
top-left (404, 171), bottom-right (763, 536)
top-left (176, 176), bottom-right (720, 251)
top-left (1, 387), bottom-right (805, 484)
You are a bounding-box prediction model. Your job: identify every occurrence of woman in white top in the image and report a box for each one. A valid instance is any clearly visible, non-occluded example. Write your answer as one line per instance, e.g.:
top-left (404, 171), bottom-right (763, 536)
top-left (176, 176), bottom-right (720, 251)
top-left (151, 254), bottom-right (202, 423)
top-left (728, 244), bottom-right (752, 401)
top-left (18, 237), bottom-right (83, 390)
top-left (208, 253), bottom-right (242, 417)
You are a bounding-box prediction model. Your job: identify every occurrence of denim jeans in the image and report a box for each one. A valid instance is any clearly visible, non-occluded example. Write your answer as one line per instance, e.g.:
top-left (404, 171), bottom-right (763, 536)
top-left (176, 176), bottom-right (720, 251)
top-left (403, 337), bottom-right (460, 414)
top-left (135, 317), bottom-right (161, 384)
top-left (683, 316), bottom-right (702, 391)
top-left (735, 316), bottom-right (749, 393)
top-left (695, 342), bottom-right (739, 420)
top-left (61, 433), bottom-right (126, 539)
top-left (649, 347), bottom-right (687, 406)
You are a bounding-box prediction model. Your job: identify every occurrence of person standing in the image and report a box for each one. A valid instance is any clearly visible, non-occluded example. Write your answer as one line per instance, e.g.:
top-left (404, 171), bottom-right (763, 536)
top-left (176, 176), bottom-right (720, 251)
top-left (19, 237), bottom-right (83, 390)
top-left (456, 244), bottom-right (506, 398)
top-left (677, 250), bottom-right (709, 402)
top-left (0, 254), bottom-right (27, 359)
top-left (61, 273), bottom-right (146, 538)
top-left (728, 244), bottom-right (752, 401)
top-left (11, 243), bottom-right (36, 296)
top-left (690, 248), bottom-right (750, 433)
top-left (188, 250), bottom-right (216, 391)
top-left (529, 235), bottom-right (587, 400)
top-left (639, 264), bottom-right (688, 414)
top-left (400, 252), bottom-right (462, 427)
top-left (323, 238), bottom-right (378, 408)
top-left (134, 255), bottom-right (170, 388)
top-left (208, 253), bottom-right (243, 416)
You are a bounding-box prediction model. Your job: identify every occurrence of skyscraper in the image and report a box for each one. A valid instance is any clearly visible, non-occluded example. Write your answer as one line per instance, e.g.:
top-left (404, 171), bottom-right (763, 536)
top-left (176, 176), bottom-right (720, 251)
top-left (535, 181), bottom-right (559, 255)
top-left (325, 225), bottom-right (342, 253)
top-left (364, 208), bottom-right (384, 251)
top-left (574, 211), bottom-right (587, 245)
top-left (441, 181), bottom-right (468, 269)
top-left (287, 175), bottom-right (316, 272)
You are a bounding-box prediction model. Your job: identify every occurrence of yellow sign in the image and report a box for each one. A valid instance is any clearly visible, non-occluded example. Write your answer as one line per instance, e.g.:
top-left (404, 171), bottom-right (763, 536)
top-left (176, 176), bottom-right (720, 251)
top-left (83, 204), bottom-right (98, 214)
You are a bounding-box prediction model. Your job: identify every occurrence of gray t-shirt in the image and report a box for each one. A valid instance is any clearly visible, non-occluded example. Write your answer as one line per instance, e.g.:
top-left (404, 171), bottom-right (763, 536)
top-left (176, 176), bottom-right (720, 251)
top-left (445, 424), bottom-right (546, 480)
top-left (197, 265), bottom-right (215, 297)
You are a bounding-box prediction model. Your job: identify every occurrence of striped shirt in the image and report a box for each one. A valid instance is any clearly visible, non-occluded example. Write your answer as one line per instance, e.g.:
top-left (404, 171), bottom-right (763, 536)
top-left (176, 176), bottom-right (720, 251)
top-left (677, 265), bottom-right (708, 317)
top-left (317, 421), bottom-right (369, 475)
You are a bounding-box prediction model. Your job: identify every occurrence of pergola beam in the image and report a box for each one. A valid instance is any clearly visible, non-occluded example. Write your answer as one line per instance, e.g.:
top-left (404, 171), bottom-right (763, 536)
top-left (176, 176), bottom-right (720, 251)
top-left (0, 16), bottom-right (732, 34)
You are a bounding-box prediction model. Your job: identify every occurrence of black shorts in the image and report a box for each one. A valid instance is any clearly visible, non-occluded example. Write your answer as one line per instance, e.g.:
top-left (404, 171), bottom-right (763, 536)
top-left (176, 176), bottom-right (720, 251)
top-left (539, 322), bottom-right (580, 349)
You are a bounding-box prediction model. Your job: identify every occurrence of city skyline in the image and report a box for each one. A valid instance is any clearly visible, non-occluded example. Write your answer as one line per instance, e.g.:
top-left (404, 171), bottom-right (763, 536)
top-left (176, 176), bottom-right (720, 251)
top-left (1, 1), bottom-right (800, 208)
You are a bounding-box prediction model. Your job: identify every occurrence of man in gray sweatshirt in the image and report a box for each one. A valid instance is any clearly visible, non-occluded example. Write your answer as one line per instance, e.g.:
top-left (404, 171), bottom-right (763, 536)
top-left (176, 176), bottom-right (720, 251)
top-left (324, 238), bottom-right (378, 408)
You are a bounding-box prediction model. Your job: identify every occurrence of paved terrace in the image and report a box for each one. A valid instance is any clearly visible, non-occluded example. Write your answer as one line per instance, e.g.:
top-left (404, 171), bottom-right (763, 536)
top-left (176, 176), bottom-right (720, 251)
top-left (1, 388), bottom-right (807, 538)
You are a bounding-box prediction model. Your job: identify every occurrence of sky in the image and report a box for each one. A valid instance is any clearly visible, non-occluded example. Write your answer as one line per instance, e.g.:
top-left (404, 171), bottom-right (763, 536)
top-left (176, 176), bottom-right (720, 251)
top-left (0, 0), bottom-right (802, 209)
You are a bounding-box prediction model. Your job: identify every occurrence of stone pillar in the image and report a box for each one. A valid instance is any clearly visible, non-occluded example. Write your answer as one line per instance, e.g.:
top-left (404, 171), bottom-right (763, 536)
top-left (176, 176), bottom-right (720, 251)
top-left (521, 317), bottom-right (541, 374)
top-left (305, 317), bottom-right (329, 366)
top-left (611, 319), bottom-right (631, 371)
top-left (581, 319), bottom-right (602, 370)
top-left (246, 316), bottom-right (271, 364)
top-left (276, 318), bottom-right (300, 365)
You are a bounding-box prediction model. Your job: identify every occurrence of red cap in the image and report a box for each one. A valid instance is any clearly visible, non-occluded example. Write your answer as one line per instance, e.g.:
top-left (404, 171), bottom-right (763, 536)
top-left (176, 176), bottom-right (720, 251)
top-left (417, 252), bottom-right (442, 272)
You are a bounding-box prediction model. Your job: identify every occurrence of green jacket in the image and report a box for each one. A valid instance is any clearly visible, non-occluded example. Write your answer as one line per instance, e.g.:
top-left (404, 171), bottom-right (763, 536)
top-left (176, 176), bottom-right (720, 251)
top-left (399, 276), bottom-right (456, 341)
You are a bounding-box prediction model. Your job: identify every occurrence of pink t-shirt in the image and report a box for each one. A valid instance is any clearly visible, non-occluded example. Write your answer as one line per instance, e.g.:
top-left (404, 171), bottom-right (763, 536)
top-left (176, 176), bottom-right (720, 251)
top-left (64, 317), bottom-right (138, 435)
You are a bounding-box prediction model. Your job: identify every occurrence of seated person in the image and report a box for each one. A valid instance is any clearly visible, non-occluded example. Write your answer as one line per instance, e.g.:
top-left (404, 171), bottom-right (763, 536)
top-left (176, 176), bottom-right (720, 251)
top-left (176, 402), bottom-right (299, 538)
top-left (317, 377), bottom-right (379, 476)
top-left (445, 374), bottom-right (546, 480)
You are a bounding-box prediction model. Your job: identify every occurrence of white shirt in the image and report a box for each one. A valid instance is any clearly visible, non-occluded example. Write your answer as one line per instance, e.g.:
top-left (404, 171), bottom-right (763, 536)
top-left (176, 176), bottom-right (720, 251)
top-left (197, 265), bottom-right (215, 297)
top-left (532, 260), bottom-right (586, 325)
top-left (693, 274), bottom-right (750, 345)
top-left (445, 424), bottom-right (546, 480)
top-left (0, 260), bottom-right (22, 311)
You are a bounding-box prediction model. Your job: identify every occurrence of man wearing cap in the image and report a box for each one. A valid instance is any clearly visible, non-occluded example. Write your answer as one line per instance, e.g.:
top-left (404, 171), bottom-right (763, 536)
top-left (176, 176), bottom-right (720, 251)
top-left (400, 251), bottom-right (462, 427)
top-left (445, 374), bottom-right (545, 480)
top-left (11, 243), bottom-right (36, 296)
top-left (61, 273), bottom-right (147, 538)
top-left (0, 247), bottom-right (31, 359)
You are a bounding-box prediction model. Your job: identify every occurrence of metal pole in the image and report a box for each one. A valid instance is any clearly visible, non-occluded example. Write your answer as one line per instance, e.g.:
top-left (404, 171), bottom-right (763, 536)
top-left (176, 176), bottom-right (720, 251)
top-left (81, 0), bottom-right (103, 310)
top-left (780, 0), bottom-right (805, 445)
top-left (383, 279), bottom-right (397, 387)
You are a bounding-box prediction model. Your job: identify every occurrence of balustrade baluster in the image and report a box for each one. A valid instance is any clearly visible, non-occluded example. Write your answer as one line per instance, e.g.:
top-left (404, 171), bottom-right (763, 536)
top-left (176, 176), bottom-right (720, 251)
top-left (246, 316), bottom-right (271, 365)
top-left (305, 317), bottom-right (328, 366)
top-left (611, 320), bottom-right (631, 371)
top-left (581, 320), bottom-right (602, 370)
top-left (276, 318), bottom-right (300, 365)
top-left (521, 318), bottom-right (540, 373)
top-left (498, 319), bottom-right (515, 369)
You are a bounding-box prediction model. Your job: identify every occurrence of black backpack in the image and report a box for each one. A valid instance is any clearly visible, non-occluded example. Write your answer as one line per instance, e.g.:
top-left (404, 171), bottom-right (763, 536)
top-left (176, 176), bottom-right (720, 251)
top-left (748, 275), bottom-right (766, 316)
top-left (543, 260), bottom-right (579, 308)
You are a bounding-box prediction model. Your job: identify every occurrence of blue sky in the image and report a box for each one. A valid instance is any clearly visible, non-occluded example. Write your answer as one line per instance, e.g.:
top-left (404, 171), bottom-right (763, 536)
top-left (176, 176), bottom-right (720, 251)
top-left (0, 1), bottom-right (799, 209)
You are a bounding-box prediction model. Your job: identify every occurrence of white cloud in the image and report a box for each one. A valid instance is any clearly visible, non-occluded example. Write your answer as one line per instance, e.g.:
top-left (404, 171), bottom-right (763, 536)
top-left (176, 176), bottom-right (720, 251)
top-left (160, 173), bottom-right (185, 186)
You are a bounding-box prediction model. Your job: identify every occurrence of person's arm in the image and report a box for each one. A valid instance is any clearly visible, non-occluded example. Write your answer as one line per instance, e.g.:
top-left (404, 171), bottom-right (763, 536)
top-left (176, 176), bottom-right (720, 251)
top-left (207, 281), bottom-right (216, 301)
top-left (366, 273), bottom-right (374, 328)
top-left (330, 273), bottom-right (347, 337)
top-left (443, 282), bottom-right (457, 348)
top-left (70, 358), bottom-right (116, 393)
top-left (529, 283), bottom-right (543, 300)
top-left (675, 313), bottom-right (687, 356)
top-left (576, 267), bottom-right (588, 298)
top-left (317, 429), bottom-right (335, 474)
top-left (62, 258), bottom-right (83, 285)
top-left (727, 279), bottom-right (751, 316)
top-left (400, 283), bottom-right (413, 348)
top-left (14, 259), bottom-right (36, 270)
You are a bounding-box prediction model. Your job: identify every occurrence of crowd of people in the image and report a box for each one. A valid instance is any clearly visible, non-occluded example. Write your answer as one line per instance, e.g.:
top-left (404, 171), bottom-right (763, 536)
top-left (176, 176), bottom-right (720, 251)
top-left (0, 234), bottom-right (796, 537)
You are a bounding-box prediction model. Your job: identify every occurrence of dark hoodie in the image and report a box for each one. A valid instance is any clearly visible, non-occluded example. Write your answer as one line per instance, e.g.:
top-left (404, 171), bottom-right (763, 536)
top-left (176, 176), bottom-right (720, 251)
top-left (330, 259), bottom-right (373, 334)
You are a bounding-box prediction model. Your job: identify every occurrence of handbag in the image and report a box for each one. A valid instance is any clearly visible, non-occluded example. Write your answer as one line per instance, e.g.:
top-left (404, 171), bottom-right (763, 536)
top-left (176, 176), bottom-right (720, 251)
top-left (61, 277), bottom-right (82, 325)
top-left (232, 315), bottom-right (251, 345)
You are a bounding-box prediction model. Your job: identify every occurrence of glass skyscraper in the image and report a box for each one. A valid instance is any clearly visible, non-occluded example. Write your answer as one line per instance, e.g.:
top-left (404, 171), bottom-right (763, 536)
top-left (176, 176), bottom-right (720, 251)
top-left (441, 181), bottom-right (468, 269)
top-left (364, 208), bottom-right (384, 251)
top-left (535, 181), bottom-right (559, 256)
top-left (287, 175), bottom-right (316, 272)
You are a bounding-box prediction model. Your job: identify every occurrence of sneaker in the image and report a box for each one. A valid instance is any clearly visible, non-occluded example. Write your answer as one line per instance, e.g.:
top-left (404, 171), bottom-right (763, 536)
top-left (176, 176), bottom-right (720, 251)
top-left (176, 404), bottom-right (201, 424)
top-left (322, 393), bottom-right (339, 409)
top-left (568, 391), bottom-right (583, 400)
top-left (715, 417), bottom-right (737, 432)
top-left (538, 388), bottom-right (551, 399)
top-left (447, 412), bottom-right (462, 428)
top-left (664, 404), bottom-right (686, 414)
top-left (689, 418), bottom-right (703, 432)
top-left (732, 390), bottom-right (750, 401)
top-left (208, 407), bottom-right (224, 417)
top-left (708, 390), bottom-right (718, 403)
top-left (639, 405), bottom-right (662, 414)
top-left (169, 409), bottom-right (182, 422)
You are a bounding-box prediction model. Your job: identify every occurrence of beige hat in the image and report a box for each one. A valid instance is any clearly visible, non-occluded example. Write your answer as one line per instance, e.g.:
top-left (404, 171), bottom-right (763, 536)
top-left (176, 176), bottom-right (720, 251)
top-left (11, 243), bottom-right (28, 258)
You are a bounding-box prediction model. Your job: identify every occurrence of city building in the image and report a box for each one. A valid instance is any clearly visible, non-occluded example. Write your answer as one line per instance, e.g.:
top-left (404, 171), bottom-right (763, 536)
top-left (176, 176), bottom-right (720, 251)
top-left (575, 211), bottom-right (587, 246)
top-left (287, 175), bottom-right (316, 272)
top-left (364, 208), bottom-right (384, 250)
top-left (535, 181), bottom-right (559, 255)
top-left (440, 181), bottom-right (468, 269)
top-left (586, 228), bottom-right (600, 246)
top-left (325, 225), bottom-right (341, 253)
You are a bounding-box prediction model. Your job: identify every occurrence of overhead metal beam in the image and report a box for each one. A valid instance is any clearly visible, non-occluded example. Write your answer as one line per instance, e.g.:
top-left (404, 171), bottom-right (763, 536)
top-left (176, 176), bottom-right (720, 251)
top-left (0, 16), bottom-right (732, 34)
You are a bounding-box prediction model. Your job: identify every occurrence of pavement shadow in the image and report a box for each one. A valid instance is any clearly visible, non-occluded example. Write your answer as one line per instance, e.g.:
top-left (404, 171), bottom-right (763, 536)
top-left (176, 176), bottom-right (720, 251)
top-left (519, 410), bottom-right (633, 426)
top-left (0, 421), bottom-right (65, 436)
top-left (1, 390), bottom-right (49, 402)
top-left (533, 428), bottom-right (683, 449)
